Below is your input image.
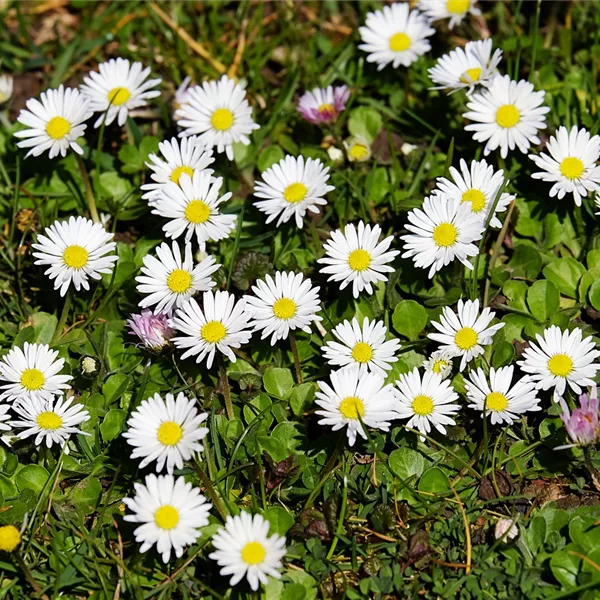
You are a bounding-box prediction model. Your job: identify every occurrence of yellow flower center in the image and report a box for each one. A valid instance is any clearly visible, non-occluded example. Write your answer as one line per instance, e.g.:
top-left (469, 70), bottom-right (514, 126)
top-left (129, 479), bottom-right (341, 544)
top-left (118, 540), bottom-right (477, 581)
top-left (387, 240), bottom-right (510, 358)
top-left (412, 394), bottom-right (434, 416)
top-left (45, 116), bottom-right (71, 140)
top-left (495, 104), bottom-right (520, 128)
top-left (389, 32), bottom-right (411, 52)
top-left (283, 182), bottom-right (308, 204)
top-left (455, 327), bottom-right (478, 350)
top-left (185, 200), bottom-right (211, 224)
top-left (63, 245), bottom-right (89, 269)
top-left (461, 188), bottom-right (487, 213)
top-left (548, 353), bottom-right (573, 377)
top-left (0, 525), bottom-right (21, 552)
top-left (108, 87), bottom-right (131, 106)
top-left (154, 505), bottom-right (179, 530)
top-left (559, 157), bottom-right (585, 180)
top-left (157, 421), bottom-right (183, 446)
top-left (36, 411), bottom-right (63, 430)
top-left (273, 297), bottom-right (296, 320)
top-left (432, 223), bottom-right (458, 247)
top-left (460, 67), bottom-right (482, 84)
top-left (170, 165), bottom-right (194, 184)
top-left (347, 249), bottom-right (371, 271)
top-left (166, 269), bottom-right (192, 293)
top-left (211, 108), bottom-right (234, 131)
top-left (319, 103), bottom-right (335, 114)
top-left (349, 143), bottom-right (369, 161)
top-left (20, 368), bottom-right (45, 391)
top-left (339, 396), bottom-right (365, 419)
top-left (432, 359), bottom-right (449, 374)
top-left (447, 0), bottom-right (470, 14)
top-left (351, 342), bottom-right (373, 363)
top-left (486, 391), bottom-right (508, 412)
top-left (241, 541), bottom-right (266, 565)
top-left (201, 320), bottom-right (226, 343)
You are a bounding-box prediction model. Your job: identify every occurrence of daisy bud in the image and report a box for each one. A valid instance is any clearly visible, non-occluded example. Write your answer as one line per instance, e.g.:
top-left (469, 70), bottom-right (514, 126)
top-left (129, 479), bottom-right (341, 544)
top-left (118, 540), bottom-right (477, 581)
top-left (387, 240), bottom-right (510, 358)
top-left (494, 518), bottom-right (518, 541)
top-left (79, 356), bottom-right (100, 378)
top-left (559, 393), bottom-right (600, 447)
top-left (128, 310), bottom-right (174, 351)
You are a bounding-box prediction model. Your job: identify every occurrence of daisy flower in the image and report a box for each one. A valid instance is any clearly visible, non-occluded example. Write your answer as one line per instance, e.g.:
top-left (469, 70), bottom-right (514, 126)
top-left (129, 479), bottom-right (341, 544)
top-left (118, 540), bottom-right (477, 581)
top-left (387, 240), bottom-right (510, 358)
top-left (428, 39), bottom-right (502, 94)
top-left (318, 221), bottom-right (400, 298)
top-left (400, 195), bottom-right (483, 278)
top-left (464, 74), bottom-right (549, 158)
top-left (244, 272), bottom-right (322, 345)
top-left (123, 474), bottom-right (211, 563)
top-left (558, 392), bottom-right (600, 449)
top-left (135, 241), bottom-right (219, 314)
top-left (419, 0), bottom-right (481, 29)
top-left (209, 512), bottom-right (286, 591)
top-left (422, 349), bottom-right (455, 380)
top-left (518, 325), bottom-right (600, 402)
top-left (151, 172), bottom-right (236, 250)
top-left (173, 76), bottom-right (192, 118)
top-left (529, 126), bottom-right (600, 207)
top-left (253, 155), bottom-right (334, 229)
top-left (10, 396), bottom-right (89, 448)
top-left (465, 366), bottom-right (541, 425)
top-left (0, 75), bottom-right (13, 104)
top-left (123, 392), bottom-right (209, 474)
top-left (297, 85), bottom-right (349, 124)
top-left (176, 75), bottom-right (260, 160)
top-left (0, 342), bottom-right (72, 404)
top-left (170, 291), bottom-right (252, 369)
top-left (80, 57), bottom-right (161, 128)
top-left (315, 365), bottom-right (400, 446)
top-left (128, 310), bottom-right (174, 351)
top-left (358, 3), bottom-right (435, 70)
top-left (0, 404), bottom-right (11, 433)
top-left (433, 159), bottom-right (515, 228)
top-left (344, 136), bottom-right (371, 162)
top-left (395, 367), bottom-right (460, 437)
top-left (14, 85), bottom-right (93, 159)
top-left (428, 298), bottom-right (504, 371)
top-left (322, 317), bottom-right (401, 378)
top-left (32, 216), bottom-right (118, 296)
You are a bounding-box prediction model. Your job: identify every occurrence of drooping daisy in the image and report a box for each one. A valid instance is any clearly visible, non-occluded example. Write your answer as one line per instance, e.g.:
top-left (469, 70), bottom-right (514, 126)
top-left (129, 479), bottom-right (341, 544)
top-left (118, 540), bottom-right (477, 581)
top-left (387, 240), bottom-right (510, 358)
top-left (32, 216), bottom-right (118, 296)
top-left (464, 75), bottom-right (549, 158)
top-left (465, 366), bottom-right (541, 425)
top-left (322, 317), bottom-right (401, 377)
top-left (395, 367), bottom-right (460, 437)
top-left (422, 349), bottom-right (455, 380)
top-left (358, 3), bottom-right (435, 70)
top-left (209, 512), bottom-right (286, 591)
top-left (136, 241), bottom-right (220, 314)
top-left (518, 325), bottom-right (600, 402)
top-left (433, 159), bottom-right (515, 228)
top-left (428, 39), bottom-right (502, 94)
top-left (123, 392), bottom-right (209, 474)
top-left (401, 195), bottom-right (484, 278)
top-left (123, 474), bottom-right (211, 563)
top-left (170, 291), bottom-right (252, 369)
top-left (173, 76), bottom-right (192, 118)
top-left (141, 136), bottom-right (215, 206)
top-left (10, 396), bottom-right (89, 448)
top-left (529, 126), bottom-right (600, 207)
top-left (151, 172), bottom-right (236, 250)
top-left (297, 85), bottom-right (350, 124)
top-left (176, 75), bottom-right (260, 160)
top-left (14, 86), bottom-right (93, 159)
top-left (428, 298), bottom-right (504, 371)
top-left (253, 155), bottom-right (334, 229)
top-left (80, 58), bottom-right (161, 128)
top-left (0, 75), bottom-right (13, 104)
top-left (244, 272), bottom-right (322, 344)
top-left (0, 342), bottom-right (72, 404)
top-left (315, 365), bottom-right (400, 446)
top-left (128, 310), bottom-right (174, 351)
top-left (344, 136), bottom-right (371, 162)
top-left (419, 0), bottom-right (481, 29)
top-left (318, 221), bottom-right (400, 298)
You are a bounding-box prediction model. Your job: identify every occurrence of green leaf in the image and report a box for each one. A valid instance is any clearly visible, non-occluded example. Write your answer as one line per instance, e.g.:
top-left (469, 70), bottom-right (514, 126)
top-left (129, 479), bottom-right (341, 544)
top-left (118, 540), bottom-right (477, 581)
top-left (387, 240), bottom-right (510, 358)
top-left (348, 106), bottom-right (382, 143)
top-left (290, 383), bottom-right (315, 416)
top-left (388, 448), bottom-right (426, 481)
top-left (418, 467), bottom-right (450, 494)
top-left (491, 341), bottom-right (515, 368)
top-left (263, 368), bottom-right (294, 400)
top-left (100, 409), bottom-right (126, 443)
top-left (102, 374), bottom-right (129, 404)
top-left (589, 279), bottom-right (600, 311)
top-left (525, 516), bottom-right (546, 554)
top-left (257, 146), bottom-right (285, 172)
top-left (527, 280), bottom-right (560, 322)
top-left (508, 245), bottom-right (542, 279)
top-left (15, 465), bottom-right (50, 495)
top-left (550, 544), bottom-right (582, 588)
top-left (263, 506), bottom-right (295, 535)
top-left (392, 300), bottom-right (428, 341)
top-left (98, 171), bottom-right (132, 201)
top-left (543, 258), bottom-right (586, 299)
top-left (0, 473), bottom-right (18, 499)
top-left (31, 312), bottom-right (58, 345)
top-left (258, 435), bottom-right (289, 462)
top-left (68, 477), bottom-right (102, 515)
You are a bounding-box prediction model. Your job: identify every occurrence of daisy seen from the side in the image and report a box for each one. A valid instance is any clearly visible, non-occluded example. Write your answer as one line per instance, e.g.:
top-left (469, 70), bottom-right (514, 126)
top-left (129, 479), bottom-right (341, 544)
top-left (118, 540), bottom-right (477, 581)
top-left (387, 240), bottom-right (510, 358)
top-left (419, 0), bottom-right (481, 29)
top-left (0, 75), bottom-right (13, 104)
top-left (297, 85), bottom-right (349, 124)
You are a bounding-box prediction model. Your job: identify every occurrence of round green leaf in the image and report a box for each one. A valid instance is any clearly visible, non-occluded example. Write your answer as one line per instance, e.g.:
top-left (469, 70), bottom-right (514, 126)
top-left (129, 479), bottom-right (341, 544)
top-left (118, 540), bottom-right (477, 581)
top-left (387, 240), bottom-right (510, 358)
top-left (418, 467), bottom-right (450, 494)
top-left (263, 506), bottom-right (295, 535)
top-left (263, 368), bottom-right (294, 400)
top-left (100, 408), bottom-right (126, 443)
top-left (527, 280), bottom-right (559, 322)
top-left (15, 464), bottom-right (50, 495)
top-left (392, 300), bottom-right (427, 341)
top-left (257, 145), bottom-right (285, 172)
top-left (348, 106), bottom-right (382, 143)
top-left (388, 448), bottom-right (426, 481)
top-left (589, 279), bottom-right (600, 311)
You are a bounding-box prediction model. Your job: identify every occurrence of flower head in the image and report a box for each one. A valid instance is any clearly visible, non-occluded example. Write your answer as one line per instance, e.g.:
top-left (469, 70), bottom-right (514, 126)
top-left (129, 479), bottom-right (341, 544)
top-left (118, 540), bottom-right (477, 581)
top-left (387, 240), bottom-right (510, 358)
top-left (297, 85), bottom-right (349, 124)
top-left (419, 0), bottom-right (481, 29)
top-left (128, 310), bottom-right (174, 350)
top-left (558, 393), bottom-right (600, 448)
top-left (422, 350), bottom-right (454, 380)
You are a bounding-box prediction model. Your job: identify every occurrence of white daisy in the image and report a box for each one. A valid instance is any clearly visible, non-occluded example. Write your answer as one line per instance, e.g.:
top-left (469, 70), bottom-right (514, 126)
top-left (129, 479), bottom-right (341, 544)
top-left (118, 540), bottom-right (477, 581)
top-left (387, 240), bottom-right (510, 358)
top-left (518, 325), bottom-right (600, 402)
top-left (0, 342), bottom-right (72, 404)
top-left (209, 512), bottom-right (286, 591)
top-left (419, 0), bottom-right (481, 29)
top-left (253, 155), bottom-right (334, 229)
top-left (529, 126), bottom-right (600, 207)
top-left (395, 367), bottom-right (460, 437)
top-left (401, 195), bottom-right (484, 278)
top-left (141, 136), bottom-right (215, 207)
top-left (32, 216), bottom-right (118, 296)
top-left (422, 349), bottom-right (455, 380)
top-left (433, 159), bottom-right (515, 228)
top-left (123, 473), bottom-right (211, 563)
top-left (136, 241), bottom-right (219, 314)
top-left (10, 396), bottom-right (89, 448)
top-left (428, 39), bottom-right (502, 94)
top-left (358, 3), bottom-right (435, 70)
top-left (428, 298), bottom-right (504, 371)
top-left (315, 365), bottom-right (400, 446)
top-left (176, 75), bottom-right (260, 160)
top-left (123, 392), bottom-right (209, 474)
top-left (464, 74), bottom-right (549, 158)
top-left (465, 366), bottom-right (541, 425)
top-left (0, 404), bottom-right (10, 433)
top-left (318, 221), bottom-right (400, 298)
top-left (0, 75), bottom-right (13, 104)
top-left (14, 85), bottom-right (93, 159)
top-left (322, 317), bottom-right (401, 378)
top-left (170, 291), bottom-right (252, 369)
top-left (244, 271), bottom-right (322, 345)
top-left (80, 57), bottom-right (161, 128)
top-left (173, 76), bottom-right (192, 118)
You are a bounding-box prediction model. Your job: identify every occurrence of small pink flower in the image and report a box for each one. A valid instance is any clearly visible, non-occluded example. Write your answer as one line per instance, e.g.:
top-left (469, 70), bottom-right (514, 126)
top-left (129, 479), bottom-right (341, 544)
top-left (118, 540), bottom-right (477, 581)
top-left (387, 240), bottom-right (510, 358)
top-left (297, 85), bottom-right (350, 125)
top-left (558, 392), bottom-right (600, 448)
top-left (128, 310), bottom-right (174, 351)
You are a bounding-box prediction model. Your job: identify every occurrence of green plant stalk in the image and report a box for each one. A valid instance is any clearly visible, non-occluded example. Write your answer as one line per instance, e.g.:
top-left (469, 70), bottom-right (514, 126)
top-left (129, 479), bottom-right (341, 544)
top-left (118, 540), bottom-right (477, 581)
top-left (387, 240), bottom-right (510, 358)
top-left (289, 330), bottom-right (303, 384)
top-left (326, 457), bottom-right (349, 560)
top-left (9, 155), bottom-right (21, 245)
top-left (195, 464), bottom-right (228, 522)
top-left (76, 155), bottom-right (100, 224)
top-left (529, 0), bottom-right (542, 81)
top-left (51, 287), bottom-right (72, 345)
top-left (226, 203), bottom-right (245, 289)
top-left (219, 354), bottom-right (234, 420)
top-left (304, 434), bottom-right (345, 510)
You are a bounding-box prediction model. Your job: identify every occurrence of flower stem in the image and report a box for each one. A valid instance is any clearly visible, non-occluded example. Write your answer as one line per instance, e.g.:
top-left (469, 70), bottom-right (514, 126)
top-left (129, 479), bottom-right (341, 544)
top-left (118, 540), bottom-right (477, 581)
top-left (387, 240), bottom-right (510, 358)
top-left (194, 464), bottom-right (228, 522)
top-left (289, 330), bottom-right (303, 384)
top-left (584, 446), bottom-right (600, 492)
top-left (76, 155), bottom-right (100, 224)
top-left (51, 288), bottom-right (72, 345)
top-left (219, 355), bottom-right (234, 420)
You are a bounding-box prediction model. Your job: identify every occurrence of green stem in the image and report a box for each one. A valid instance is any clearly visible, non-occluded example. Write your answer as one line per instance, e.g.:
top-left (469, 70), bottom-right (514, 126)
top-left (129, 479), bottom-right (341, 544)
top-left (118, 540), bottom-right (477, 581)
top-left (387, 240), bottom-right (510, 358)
top-left (219, 355), bottom-right (234, 420)
top-left (76, 155), bottom-right (99, 223)
top-left (529, 0), bottom-right (542, 81)
top-left (304, 434), bottom-right (345, 510)
top-left (195, 465), bottom-right (228, 522)
top-left (289, 330), bottom-right (303, 384)
top-left (9, 155), bottom-right (20, 245)
top-left (584, 446), bottom-right (600, 492)
top-left (226, 203), bottom-right (245, 289)
top-left (326, 456), bottom-right (349, 560)
top-left (51, 288), bottom-right (72, 345)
